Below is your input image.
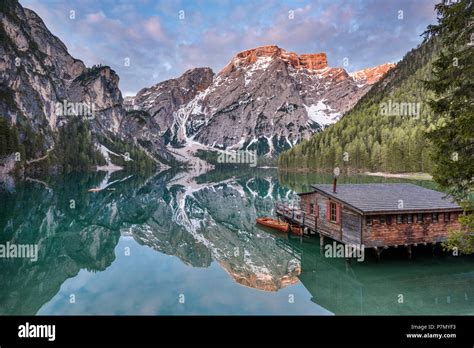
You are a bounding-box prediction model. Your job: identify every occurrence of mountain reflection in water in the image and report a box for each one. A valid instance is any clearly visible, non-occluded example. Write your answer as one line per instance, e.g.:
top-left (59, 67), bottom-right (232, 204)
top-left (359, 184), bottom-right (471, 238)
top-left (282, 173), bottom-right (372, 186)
top-left (0, 169), bottom-right (473, 315)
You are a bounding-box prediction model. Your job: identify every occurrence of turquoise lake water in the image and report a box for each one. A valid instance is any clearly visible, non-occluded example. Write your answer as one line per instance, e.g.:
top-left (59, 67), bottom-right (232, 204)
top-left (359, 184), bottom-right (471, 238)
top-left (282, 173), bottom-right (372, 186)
top-left (1, 169), bottom-right (473, 315)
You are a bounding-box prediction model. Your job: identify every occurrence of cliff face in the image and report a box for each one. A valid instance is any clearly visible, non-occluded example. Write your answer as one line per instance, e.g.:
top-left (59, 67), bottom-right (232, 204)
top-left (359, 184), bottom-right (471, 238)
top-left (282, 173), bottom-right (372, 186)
top-left (131, 45), bottom-right (394, 156)
top-left (0, 0), bottom-right (169, 169)
top-left (66, 66), bottom-right (125, 134)
top-left (0, 1), bottom-right (84, 152)
top-left (219, 45), bottom-right (328, 74)
top-left (126, 68), bottom-right (214, 139)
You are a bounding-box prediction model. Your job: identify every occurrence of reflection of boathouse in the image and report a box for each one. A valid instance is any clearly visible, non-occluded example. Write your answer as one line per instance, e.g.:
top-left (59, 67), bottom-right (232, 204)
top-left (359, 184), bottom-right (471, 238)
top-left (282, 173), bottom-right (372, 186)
top-left (274, 238), bottom-right (474, 315)
top-left (277, 183), bottom-right (463, 258)
top-left (299, 250), bottom-right (474, 315)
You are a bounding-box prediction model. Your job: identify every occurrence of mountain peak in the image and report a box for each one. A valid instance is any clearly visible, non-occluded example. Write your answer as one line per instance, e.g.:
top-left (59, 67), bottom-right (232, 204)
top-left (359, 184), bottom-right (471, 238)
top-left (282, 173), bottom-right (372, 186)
top-left (350, 63), bottom-right (396, 85)
top-left (219, 45), bottom-right (328, 75)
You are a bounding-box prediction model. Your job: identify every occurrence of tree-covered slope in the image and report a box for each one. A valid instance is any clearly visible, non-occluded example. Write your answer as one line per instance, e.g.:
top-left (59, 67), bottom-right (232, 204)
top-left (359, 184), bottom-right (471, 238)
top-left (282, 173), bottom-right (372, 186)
top-left (278, 38), bottom-right (441, 173)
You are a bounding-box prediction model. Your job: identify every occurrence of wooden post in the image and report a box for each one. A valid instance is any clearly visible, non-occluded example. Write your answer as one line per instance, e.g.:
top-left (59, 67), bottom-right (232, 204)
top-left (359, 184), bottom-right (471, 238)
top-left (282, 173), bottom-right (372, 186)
top-left (374, 247), bottom-right (382, 263)
top-left (320, 234), bottom-right (325, 255)
top-left (407, 245), bottom-right (412, 260)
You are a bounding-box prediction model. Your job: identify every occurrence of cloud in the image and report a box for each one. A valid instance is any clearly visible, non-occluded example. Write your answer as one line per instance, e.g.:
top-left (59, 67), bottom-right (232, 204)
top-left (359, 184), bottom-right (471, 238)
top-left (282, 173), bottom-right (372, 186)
top-left (85, 11), bottom-right (106, 23)
top-left (143, 17), bottom-right (168, 42)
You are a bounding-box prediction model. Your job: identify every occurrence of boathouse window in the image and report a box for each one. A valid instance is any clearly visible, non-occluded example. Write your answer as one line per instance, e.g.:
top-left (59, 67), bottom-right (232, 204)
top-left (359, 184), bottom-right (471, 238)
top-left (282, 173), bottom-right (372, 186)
top-left (310, 202), bottom-right (314, 214)
top-left (397, 214), bottom-right (403, 224)
top-left (444, 212), bottom-right (450, 222)
top-left (379, 215), bottom-right (385, 224)
top-left (386, 215), bottom-right (392, 225)
top-left (407, 214), bottom-right (413, 224)
top-left (432, 213), bottom-right (438, 222)
top-left (330, 202), bottom-right (337, 222)
top-left (366, 216), bottom-right (372, 225)
top-left (417, 213), bottom-right (423, 223)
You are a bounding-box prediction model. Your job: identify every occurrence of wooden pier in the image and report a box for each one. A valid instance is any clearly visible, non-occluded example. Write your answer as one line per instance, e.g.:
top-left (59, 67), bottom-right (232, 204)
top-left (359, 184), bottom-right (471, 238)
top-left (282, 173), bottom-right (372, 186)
top-left (275, 202), bottom-right (332, 250)
top-left (275, 202), bottom-right (316, 235)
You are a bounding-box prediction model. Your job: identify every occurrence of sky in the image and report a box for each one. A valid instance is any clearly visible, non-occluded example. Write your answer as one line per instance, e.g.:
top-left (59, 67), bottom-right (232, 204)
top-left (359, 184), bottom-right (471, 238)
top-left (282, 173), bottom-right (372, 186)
top-left (20, 0), bottom-right (440, 96)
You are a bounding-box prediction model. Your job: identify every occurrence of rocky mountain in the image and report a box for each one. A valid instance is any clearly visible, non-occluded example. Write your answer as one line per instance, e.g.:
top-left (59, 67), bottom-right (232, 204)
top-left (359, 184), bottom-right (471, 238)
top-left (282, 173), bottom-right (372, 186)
top-left (130, 45), bottom-right (394, 156)
top-left (0, 0), bottom-right (394, 172)
top-left (1, 0), bottom-right (84, 150)
top-left (0, 0), bottom-right (170, 172)
top-left (125, 68), bottom-right (213, 135)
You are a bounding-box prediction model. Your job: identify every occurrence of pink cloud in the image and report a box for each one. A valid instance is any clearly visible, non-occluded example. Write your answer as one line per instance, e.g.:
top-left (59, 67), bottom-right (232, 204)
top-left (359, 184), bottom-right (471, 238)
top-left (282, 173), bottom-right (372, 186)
top-left (143, 17), bottom-right (168, 42)
top-left (85, 11), bottom-right (106, 24)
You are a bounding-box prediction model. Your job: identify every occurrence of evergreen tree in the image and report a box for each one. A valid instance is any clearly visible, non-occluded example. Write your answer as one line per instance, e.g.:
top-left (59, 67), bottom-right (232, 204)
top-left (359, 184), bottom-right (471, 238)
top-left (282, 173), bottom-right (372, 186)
top-left (423, 0), bottom-right (474, 203)
top-left (423, 0), bottom-right (474, 240)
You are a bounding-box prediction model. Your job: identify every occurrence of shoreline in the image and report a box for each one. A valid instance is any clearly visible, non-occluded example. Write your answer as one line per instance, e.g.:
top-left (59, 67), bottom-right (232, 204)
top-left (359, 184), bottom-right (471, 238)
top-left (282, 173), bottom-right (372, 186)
top-left (277, 167), bottom-right (432, 180)
top-left (96, 165), bottom-right (124, 172)
top-left (363, 172), bottom-right (433, 180)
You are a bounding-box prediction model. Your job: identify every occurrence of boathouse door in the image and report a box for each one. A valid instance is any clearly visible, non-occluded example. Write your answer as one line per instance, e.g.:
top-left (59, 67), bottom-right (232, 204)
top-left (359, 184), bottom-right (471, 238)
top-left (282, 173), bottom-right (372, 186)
top-left (341, 209), bottom-right (362, 245)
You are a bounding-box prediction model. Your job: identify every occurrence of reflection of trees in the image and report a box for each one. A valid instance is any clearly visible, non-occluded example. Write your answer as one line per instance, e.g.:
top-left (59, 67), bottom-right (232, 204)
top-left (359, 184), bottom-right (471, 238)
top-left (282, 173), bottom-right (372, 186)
top-left (0, 173), bottom-right (122, 314)
top-left (0, 170), bottom-right (175, 314)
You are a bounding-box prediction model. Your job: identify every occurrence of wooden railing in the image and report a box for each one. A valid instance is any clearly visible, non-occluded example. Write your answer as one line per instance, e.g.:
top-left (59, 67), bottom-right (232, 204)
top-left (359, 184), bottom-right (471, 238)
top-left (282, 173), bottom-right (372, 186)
top-left (275, 202), bottom-right (317, 230)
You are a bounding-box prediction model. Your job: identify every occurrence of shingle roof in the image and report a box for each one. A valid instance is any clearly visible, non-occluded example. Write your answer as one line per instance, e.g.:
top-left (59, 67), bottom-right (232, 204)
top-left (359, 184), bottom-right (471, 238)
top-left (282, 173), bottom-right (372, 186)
top-left (310, 183), bottom-right (461, 214)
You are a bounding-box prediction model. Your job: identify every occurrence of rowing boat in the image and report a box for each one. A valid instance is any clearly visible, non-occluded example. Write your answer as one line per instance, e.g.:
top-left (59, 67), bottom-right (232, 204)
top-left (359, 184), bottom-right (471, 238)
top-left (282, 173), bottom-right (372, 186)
top-left (290, 224), bottom-right (302, 236)
top-left (256, 217), bottom-right (289, 232)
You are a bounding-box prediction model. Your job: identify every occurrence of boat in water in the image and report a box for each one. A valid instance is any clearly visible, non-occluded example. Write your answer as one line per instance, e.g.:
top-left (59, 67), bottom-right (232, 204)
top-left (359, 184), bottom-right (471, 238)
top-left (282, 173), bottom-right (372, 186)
top-left (290, 224), bottom-right (302, 236)
top-left (256, 217), bottom-right (302, 235)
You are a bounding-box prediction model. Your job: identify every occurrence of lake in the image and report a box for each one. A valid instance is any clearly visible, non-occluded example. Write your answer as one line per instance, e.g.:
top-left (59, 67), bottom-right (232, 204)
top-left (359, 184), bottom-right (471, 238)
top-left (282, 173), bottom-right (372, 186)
top-left (1, 168), bottom-right (473, 315)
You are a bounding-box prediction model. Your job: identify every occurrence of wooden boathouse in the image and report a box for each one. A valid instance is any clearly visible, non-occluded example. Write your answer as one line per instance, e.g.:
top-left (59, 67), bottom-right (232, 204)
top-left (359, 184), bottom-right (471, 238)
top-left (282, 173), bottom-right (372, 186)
top-left (275, 183), bottom-right (463, 259)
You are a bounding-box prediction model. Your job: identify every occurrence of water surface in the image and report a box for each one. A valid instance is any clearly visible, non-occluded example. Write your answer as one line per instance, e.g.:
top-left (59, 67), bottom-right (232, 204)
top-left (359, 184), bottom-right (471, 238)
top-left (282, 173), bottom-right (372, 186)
top-left (1, 169), bottom-right (472, 315)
